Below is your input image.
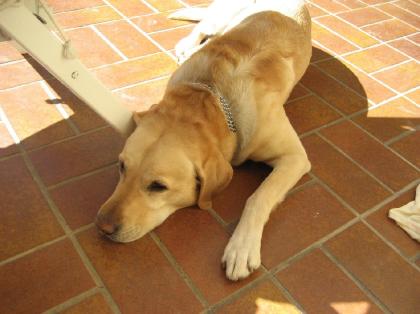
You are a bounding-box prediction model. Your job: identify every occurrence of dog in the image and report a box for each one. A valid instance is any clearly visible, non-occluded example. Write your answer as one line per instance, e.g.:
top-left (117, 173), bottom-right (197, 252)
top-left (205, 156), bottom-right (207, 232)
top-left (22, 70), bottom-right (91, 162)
top-left (96, 0), bottom-right (312, 281)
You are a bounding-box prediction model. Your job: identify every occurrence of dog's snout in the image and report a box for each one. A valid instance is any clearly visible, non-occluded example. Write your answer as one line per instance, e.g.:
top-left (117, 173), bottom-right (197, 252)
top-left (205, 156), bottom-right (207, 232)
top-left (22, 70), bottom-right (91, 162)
top-left (95, 215), bottom-right (121, 235)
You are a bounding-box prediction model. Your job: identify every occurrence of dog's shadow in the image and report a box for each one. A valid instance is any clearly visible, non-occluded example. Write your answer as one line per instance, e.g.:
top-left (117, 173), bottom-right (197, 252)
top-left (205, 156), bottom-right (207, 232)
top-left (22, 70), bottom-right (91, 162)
top-left (0, 47), bottom-right (418, 310)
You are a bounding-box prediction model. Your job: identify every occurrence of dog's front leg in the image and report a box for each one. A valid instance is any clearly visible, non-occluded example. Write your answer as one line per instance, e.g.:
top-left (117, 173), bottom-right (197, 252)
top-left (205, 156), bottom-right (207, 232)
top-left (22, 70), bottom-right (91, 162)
top-left (222, 141), bottom-right (310, 280)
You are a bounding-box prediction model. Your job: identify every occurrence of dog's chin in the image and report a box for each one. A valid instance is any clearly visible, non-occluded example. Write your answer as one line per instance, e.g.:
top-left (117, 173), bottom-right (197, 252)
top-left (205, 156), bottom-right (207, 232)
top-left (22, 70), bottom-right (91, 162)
top-left (106, 227), bottom-right (146, 243)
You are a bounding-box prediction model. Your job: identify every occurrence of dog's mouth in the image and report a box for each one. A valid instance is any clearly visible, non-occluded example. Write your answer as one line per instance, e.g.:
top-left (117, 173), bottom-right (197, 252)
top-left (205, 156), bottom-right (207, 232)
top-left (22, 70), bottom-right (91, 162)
top-left (103, 226), bottom-right (145, 243)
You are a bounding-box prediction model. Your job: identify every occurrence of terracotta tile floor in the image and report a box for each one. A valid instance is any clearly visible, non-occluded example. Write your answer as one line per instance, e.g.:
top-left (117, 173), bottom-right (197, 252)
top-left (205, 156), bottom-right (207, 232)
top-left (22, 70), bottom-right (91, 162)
top-left (0, 0), bottom-right (419, 313)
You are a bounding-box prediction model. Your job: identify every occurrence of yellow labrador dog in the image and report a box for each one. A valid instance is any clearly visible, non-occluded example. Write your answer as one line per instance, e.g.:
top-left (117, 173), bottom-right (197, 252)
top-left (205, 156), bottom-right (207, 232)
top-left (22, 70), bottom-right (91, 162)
top-left (96, 0), bottom-right (312, 281)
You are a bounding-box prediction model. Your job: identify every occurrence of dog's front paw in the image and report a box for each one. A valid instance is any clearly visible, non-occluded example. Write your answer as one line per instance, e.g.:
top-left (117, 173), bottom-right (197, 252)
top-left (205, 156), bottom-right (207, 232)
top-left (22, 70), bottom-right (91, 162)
top-left (222, 233), bottom-right (261, 281)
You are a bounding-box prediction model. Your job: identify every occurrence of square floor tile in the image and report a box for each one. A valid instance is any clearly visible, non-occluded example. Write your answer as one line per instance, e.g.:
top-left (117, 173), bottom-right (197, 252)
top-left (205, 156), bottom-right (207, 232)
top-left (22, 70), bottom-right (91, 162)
top-left (378, 3), bottom-right (420, 28)
top-left (389, 39), bottom-right (420, 60)
top-left (65, 27), bottom-right (122, 68)
top-left (261, 183), bottom-right (354, 269)
top-left (78, 228), bottom-right (202, 312)
top-left (132, 12), bottom-right (190, 33)
top-left (55, 6), bottom-right (120, 29)
top-left (345, 45), bottom-right (407, 73)
top-left (366, 188), bottom-right (420, 258)
top-left (29, 127), bottom-right (123, 186)
top-left (285, 95), bottom-right (341, 134)
top-left (156, 208), bottom-right (262, 304)
top-left (320, 120), bottom-right (418, 191)
top-left (97, 21), bottom-right (160, 58)
top-left (0, 155), bottom-right (63, 260)
top-left (303, 135), bottom-right (391, 212)
top-left (352, 97), bottom-right (419, 142)
top-left (277, 249), bottom-right (382, 313)
top-left (0, 41), bottom-right (23, 64)
top-left (107, 0), bottom-right (153, 17)
top-left (94, 53), bottom-right (176, 89)
top-left (316, 58), bottom-right (395, 104)
top-left (317, 16), bottom-right (378, 48)
top-left (312, 23), bottom-right (358, 55)
top-left (45, 79), bottom-right (107, 133)
top-left (0, 124), bottom-right (19, 158)
top-left (300, 65), bottom-right (367, 114)
top-left (326, 223), bottom-right (420, 314)
top-left (0, 61), bottom-right (42, 90)
top-left (50, 166), bottom-right (119, 229)
top-left (374, 61), bottom-right (420, 92)
top-left (150, 26), bottom-right (195, 50)
top-left (0, 83), bottom-right (75, 150)
top-left (0, 239), bottom-right (95, 314)
top-left (115, 77), bottom-right (169, 112)
top-left (363, 19), bottom-right (416, 41)
top-left (390, 132), bottom-right (420, 168)
top-left (338, 7), bottom-right (391, 27)
top-left (45, 0), bottom-right (104, 13)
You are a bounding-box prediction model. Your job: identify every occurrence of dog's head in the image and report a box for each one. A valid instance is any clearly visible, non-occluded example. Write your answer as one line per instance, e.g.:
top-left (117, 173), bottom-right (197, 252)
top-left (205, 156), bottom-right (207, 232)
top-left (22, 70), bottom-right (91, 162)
top-left (96, 91), bottom-right (233, 242)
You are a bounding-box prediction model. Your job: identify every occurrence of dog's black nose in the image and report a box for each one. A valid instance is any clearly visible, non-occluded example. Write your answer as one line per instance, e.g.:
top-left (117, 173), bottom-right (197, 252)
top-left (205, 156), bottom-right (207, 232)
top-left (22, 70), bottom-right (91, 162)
top-left (95, 216), bottom-right (120, 235)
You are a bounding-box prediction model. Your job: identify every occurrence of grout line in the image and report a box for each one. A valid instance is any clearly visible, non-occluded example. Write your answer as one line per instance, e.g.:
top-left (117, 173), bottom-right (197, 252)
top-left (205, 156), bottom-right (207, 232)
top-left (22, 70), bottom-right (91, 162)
top-left (140, 0), bottom-right (160, 13)
top-left (14, 134), bottom-right (122, 313)
top-left (374, 4), bottom-right (420, 28)
top-left (270, 217), bottom-right (360, 274)
top-left (317, 132), bottom-right (396, 193)
top-left (90, 25), bottom-right (128, 61)
top-left (176, 0), bottom-right (191, 8)
top-left (147, 23), bottom-right (194, 35)
top-left (0, 79), bottom-right (45, 93)
top-left (39, 81), bottom-right (81, 135)
top-left (111, 74), bottom-right (170, 92)
top-left (321, 246), bottom-right (392, 314)
top-left (394, 1), bottom-right (420, 18)
top-left (369, 58), bottom-right (412, 75)
top-left (48, 162), bottom-right (117, 190)
top-left (269, 275), bottom-right (306, 313)
top-left (384, 128), bottom-right (418, 146)
top-left (149, 232), bottom-right (209, 308)
top-left (102, 0), bottom-right (178, 63)
top-left (361, 219), bottom-right (420, 268)
top-left (311, 174), bottom-right (360, 216)
top-left (311, 38), bottom-right (417, 107)
top-left (42, 287), bottom-right (100, 314)
top-left (26, 125), bottom-right (110, 154)
top-left (0, 107), bottom-right (20, 144)
top-left (313, 19), bottom-right (363, 49)
top-left (0, 235), bottom-right (67, 267)
top-left (348, 119), bottom-right (420, 171)
top-left (207, 207), bottom-right (228, 227)
top-left (207, 272), bottom-right (271, 312)
top-left (53, 4), bottom-right (110, 16)
top-left (360, 179), bottom-right (420, 218)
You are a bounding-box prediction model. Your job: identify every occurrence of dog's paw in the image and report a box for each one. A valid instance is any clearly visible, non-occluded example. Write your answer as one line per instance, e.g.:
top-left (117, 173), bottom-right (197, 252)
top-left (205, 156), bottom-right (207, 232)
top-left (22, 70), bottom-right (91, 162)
top-left (222, 233), bottom-right (261, 281)
top-left (175, 36), bottom-right (198, 63)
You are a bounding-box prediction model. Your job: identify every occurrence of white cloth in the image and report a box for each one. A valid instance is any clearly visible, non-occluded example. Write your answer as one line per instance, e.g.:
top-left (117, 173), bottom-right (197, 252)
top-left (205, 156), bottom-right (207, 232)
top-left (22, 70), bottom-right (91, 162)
top-left (388, 183), bottom-right (420, 242)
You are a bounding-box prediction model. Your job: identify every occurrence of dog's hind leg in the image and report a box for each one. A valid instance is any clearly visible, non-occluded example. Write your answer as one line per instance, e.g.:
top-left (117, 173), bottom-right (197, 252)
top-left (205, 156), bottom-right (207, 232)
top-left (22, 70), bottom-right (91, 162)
top-left (173, 0), bottom-right (254, 62)
top-left (222, 114), bottom-right (311, 281)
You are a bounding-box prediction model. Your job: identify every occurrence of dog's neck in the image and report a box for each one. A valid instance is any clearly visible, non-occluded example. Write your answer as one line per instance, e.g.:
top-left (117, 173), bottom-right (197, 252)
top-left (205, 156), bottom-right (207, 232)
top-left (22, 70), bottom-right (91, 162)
top-left (189, 82), bottom-right (237, 133)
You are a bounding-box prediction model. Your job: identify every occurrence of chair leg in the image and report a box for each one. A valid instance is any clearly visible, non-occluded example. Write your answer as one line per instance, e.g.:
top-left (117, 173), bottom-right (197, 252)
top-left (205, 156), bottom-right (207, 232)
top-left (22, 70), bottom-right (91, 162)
top-left (0, 1), bottom-right (135, 137)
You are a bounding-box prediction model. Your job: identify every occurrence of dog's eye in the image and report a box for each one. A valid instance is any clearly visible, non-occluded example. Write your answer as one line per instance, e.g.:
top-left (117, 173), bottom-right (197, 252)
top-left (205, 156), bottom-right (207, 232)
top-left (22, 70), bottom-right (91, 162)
top-left (119, 161), bottom-right (125, 174)
top-left (147, 181), bottom-right (168, 192)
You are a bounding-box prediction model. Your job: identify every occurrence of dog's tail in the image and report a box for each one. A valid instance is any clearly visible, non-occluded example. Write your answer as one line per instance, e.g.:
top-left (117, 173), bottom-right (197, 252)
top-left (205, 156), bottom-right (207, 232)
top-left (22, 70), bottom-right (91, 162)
top-left (168, 7), bottom-right (207, 22)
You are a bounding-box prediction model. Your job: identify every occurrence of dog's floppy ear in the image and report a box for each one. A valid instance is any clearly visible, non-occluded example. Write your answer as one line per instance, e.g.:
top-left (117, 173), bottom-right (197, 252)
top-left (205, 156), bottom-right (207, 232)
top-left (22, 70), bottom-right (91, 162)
top-left (133, 111), bottom-right (147, 126)
top-left (196, 148), bottom-right (233, 210)
top-left (133, 104), bottom-right (158, 125)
